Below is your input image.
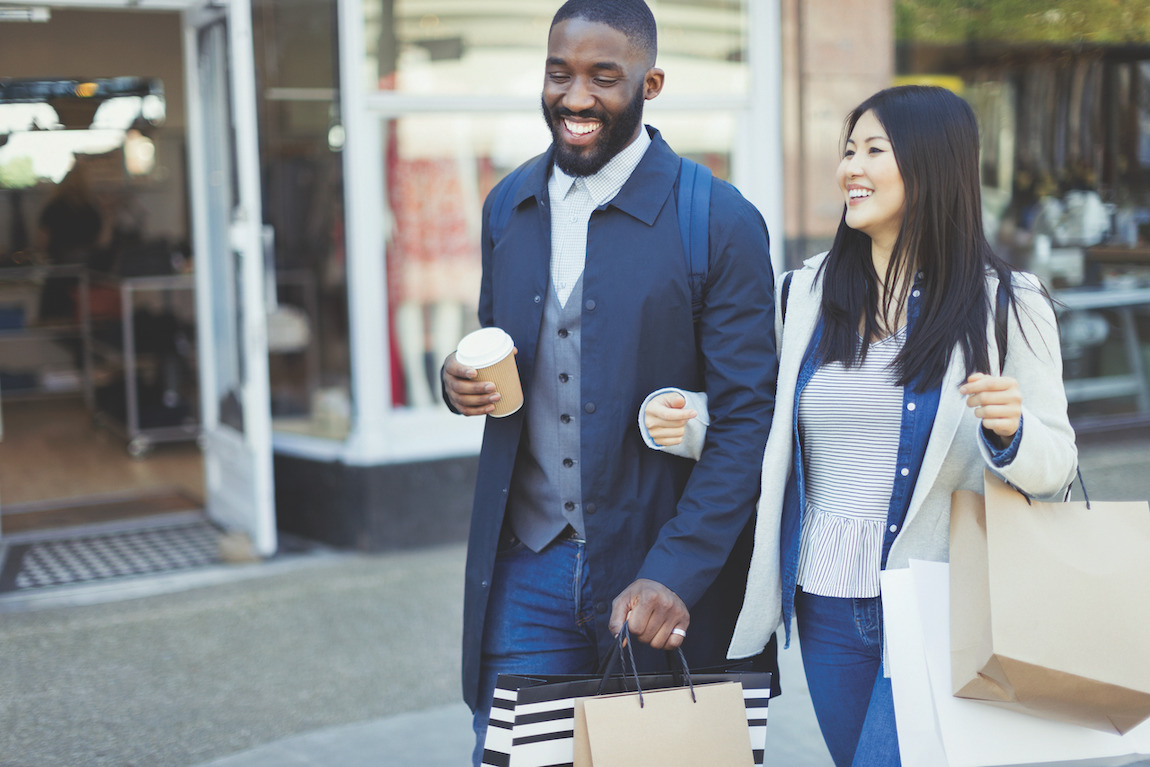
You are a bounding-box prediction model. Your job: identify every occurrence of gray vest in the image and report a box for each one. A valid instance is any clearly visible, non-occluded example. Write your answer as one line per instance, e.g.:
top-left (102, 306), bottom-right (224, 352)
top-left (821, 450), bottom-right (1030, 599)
top-left (506, 275), bottom-right (585, 551)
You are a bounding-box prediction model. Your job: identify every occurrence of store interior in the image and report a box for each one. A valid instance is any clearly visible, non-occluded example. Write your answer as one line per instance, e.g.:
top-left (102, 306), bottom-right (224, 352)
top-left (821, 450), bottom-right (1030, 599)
top-left (0, 12), bottom-right (206, 535)
top-left (0, 5), bottom-right (349, 540)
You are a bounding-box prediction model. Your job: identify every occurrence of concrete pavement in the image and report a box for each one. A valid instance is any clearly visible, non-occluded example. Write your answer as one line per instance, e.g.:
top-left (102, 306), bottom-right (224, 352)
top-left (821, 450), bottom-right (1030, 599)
top-left (0, 427), bottom-right (1147, 766)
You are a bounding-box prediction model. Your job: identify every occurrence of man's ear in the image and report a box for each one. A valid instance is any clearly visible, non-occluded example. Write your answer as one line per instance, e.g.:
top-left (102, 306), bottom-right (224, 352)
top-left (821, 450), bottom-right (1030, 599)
top-left (644, 67), bottom-right (665, 100)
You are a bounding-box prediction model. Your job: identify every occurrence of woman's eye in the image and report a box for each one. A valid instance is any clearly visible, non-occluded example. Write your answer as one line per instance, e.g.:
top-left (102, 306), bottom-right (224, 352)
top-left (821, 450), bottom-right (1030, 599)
top-left (843, 149), bottom-right (855, 159)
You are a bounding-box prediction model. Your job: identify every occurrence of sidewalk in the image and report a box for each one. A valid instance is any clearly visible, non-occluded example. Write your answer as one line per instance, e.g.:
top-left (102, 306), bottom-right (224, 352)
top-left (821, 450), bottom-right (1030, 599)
top-left (0, 427), bottom-right (1146, 767)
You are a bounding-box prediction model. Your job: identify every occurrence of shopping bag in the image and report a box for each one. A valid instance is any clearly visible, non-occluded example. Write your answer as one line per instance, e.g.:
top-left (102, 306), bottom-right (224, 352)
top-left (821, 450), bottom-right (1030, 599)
top-left (950, 471), bottom-right (1150, 734)
top-left (882, 560), bottom-right (1150, 767)
top-left (580, 681), bottom-right (755, 766)
top-left (480, 632), bottom-right (771, 767)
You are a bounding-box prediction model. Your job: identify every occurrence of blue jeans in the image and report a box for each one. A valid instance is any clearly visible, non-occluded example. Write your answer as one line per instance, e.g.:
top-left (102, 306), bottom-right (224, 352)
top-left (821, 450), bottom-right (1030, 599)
top-left (795, 589), bottom-right (901, 767)
top-left (471, 530), bottom-right (601, 767)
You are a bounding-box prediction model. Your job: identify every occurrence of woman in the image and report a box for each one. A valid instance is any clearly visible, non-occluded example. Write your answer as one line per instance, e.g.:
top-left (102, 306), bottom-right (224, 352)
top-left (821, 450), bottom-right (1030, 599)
top-left (640, 85), bottom-right (1077, 766)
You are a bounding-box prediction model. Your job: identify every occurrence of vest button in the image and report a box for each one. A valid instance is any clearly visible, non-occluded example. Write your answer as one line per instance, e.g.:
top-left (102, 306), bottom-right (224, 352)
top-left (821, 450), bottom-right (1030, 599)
top-left (563, 458), bottom-right (574, 467)
top-left (560, 414), bottom-right (571, 423)
top-left (558, 328), bottom-right (568, 338)
top-left (559, 373), bottom-right (569, 383)
top-left (565, 501), bottom-right (575, 511)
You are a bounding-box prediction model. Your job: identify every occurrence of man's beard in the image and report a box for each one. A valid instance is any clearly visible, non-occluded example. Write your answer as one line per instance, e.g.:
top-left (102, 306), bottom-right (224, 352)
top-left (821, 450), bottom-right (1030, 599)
top-left (541, 82), bottom-right (646, 177)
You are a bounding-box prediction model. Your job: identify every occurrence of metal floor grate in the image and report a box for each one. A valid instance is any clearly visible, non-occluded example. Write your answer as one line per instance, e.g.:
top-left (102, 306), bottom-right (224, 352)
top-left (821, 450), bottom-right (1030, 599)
top-left (0, 520), bottom-right (222, 593)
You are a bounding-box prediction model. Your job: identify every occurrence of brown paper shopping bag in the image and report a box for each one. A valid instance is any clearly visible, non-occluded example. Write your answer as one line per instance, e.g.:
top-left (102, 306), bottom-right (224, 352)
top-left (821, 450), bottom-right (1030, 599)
top-left (950, 470), bottom-right (1150, 734)
top-left (577, 681), bottom-right (755, 767)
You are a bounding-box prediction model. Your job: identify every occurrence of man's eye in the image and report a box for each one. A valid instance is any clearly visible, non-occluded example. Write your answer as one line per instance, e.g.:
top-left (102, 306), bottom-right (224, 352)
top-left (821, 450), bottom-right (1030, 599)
top-left (548, 73), bottom-right (570, 83)
top-left (593, 77), bottom-right (618, 86)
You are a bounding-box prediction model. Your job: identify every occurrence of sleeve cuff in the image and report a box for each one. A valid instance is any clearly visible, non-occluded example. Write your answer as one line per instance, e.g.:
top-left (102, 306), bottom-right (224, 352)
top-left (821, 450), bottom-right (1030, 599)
top-left (638, 387), bottom-right (710, 461)
top-left (983, 414), bottom-right (1023, 467)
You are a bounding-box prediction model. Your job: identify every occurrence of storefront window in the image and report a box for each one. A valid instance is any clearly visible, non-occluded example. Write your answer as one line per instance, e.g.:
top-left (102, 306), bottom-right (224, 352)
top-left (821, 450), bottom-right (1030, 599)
top-left (361, 0), bottom-right (748, 97)
top-left (252, 0), bottom-right (352, 440)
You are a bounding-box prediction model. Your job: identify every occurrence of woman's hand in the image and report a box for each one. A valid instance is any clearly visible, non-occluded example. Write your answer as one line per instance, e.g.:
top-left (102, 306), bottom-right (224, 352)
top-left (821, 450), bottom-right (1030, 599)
top-left (960, 372), bottom-right (1021, 442)
top-left (643, 391), bottom-right (698, 446)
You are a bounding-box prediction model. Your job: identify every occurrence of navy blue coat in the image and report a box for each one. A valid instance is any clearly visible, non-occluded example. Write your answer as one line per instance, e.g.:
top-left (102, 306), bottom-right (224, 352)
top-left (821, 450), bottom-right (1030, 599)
top-left (461, 128), bottom-right (778, 709)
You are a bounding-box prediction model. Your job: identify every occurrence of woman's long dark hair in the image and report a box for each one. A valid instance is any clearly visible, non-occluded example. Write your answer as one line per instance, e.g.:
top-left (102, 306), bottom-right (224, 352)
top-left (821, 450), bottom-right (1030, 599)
top-left (816, 85), bottom-right (1017, 391)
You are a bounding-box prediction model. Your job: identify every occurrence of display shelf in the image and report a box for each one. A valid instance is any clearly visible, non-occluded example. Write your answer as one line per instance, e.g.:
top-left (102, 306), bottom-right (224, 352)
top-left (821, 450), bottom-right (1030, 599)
top-left (86, 271), bottom-right (198, 457)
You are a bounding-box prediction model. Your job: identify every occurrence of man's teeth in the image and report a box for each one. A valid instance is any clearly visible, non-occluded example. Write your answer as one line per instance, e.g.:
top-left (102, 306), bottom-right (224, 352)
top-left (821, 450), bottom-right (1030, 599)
top-left (565, 120), bottom-right (599, 136)
top-left (849, 189), bottom-right (871, 199)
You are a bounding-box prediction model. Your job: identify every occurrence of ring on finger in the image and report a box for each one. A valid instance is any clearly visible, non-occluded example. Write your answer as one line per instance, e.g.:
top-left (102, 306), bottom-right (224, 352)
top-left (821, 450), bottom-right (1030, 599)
top-left (671, 627), bottom-right (687, 638)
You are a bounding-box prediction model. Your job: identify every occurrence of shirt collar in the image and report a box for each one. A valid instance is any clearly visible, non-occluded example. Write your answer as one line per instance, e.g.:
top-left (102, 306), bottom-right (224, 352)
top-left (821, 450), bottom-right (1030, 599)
top-left (550, 127), bottom-right (652, 207)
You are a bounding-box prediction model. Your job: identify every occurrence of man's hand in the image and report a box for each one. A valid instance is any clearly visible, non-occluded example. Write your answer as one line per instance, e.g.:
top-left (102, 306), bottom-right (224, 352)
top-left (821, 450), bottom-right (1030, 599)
top-left (960, 372), bottom-right (1022, 442)
top-left (643, 391), bottom-right (698, 447)
top-left (609, 578), bottom-right (690, 650)
top-left (442, 350), bottom-right (515, 416)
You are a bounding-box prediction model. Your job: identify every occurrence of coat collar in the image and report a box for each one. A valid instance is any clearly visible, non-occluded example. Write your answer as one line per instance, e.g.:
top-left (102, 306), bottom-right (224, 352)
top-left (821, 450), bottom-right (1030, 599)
top-left (511, 126), bottom-right (679, 227)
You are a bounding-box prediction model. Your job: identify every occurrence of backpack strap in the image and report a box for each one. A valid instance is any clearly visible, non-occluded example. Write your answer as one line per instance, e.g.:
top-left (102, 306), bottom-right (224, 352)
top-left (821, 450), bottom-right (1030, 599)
top-left (994, 276), bottom-right (1009, 373)
top-left (781, 270), bottom-right (795, 325)
top-left (489, 155), bottom-right (713, 320)
top-left (488, 156), bottom-right (543, 243)
top-left (677, 158), bottom-right (713, 321)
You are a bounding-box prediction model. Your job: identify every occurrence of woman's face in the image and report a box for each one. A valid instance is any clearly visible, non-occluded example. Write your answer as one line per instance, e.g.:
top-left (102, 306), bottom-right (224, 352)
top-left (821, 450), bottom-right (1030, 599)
top-left (837, 109), bottom-right (906, 251)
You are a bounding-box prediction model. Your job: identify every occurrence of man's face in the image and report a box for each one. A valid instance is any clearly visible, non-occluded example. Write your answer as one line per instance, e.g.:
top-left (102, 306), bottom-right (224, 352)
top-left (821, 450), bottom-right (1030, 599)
top-left (541, 18), bottom-right (663, 177)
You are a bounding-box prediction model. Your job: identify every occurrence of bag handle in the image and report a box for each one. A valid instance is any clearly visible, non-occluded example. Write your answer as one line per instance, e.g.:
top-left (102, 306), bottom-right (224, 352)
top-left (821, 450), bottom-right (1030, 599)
top-left (598, 625), bottom-right (697, 707)
top-left (1012, 465), bottom-right (1091, 509)
top-left (1076, 466), bottom-right (1091, 509)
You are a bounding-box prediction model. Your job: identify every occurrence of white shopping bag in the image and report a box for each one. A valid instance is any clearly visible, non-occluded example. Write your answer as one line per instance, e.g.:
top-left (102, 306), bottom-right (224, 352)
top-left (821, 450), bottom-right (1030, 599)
top-left (881, 561), bottom-right (1150, 767)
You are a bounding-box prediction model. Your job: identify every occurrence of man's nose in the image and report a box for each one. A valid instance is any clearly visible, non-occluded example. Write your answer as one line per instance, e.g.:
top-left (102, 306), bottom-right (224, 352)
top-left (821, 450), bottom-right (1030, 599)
top-left (562, 77), bottom-right (595, 113)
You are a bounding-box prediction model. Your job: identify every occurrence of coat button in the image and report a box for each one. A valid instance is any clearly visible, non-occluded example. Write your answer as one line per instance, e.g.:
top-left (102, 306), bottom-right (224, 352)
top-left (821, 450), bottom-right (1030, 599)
top-left (534, 295), bottom-right (542, 304)
top-left (584, 402), bottom-right (596, 413)
top-left (595, 603), bottom-right (608, 615)
top-left (585, 299), bottom-right (596, 311)
top-left (584, 502), bottom-right (597, 515)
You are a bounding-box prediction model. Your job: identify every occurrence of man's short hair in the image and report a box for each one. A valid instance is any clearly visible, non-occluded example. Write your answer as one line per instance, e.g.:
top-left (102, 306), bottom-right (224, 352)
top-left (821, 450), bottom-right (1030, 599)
top-left (551, 0), bottom-right (658, 66)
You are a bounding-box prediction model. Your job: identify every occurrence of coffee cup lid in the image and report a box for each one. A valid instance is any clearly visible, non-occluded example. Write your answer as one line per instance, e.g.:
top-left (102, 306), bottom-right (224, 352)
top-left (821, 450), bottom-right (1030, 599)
top-left (456, 327), bottom-right (514, 368)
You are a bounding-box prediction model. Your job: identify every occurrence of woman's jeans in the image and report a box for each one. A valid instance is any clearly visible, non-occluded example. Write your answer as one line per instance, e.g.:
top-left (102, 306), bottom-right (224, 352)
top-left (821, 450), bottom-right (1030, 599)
top-left (470, 530), bottom-right (600, 767)
top-left (795, 588), bottom-right (902, 767)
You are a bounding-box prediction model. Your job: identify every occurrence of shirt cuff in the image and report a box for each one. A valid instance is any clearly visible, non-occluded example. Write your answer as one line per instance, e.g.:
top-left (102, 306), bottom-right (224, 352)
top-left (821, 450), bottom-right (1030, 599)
top-left (982, 414), bottom-right (1023, 467)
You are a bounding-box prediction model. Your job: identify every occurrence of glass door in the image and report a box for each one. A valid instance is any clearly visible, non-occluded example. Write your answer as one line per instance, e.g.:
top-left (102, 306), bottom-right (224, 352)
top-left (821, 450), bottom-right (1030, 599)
top-left (184, 1), bottom-right (275, 555)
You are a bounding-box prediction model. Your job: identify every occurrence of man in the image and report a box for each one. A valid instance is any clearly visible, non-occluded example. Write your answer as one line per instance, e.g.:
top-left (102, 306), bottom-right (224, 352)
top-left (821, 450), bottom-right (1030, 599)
top-left (442, 1), bottom-right (778, 761)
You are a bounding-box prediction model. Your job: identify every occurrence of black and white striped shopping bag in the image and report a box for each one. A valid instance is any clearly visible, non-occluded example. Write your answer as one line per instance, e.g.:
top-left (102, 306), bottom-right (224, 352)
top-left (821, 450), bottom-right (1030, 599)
top-left (481, 670), bottom-right (771, 767)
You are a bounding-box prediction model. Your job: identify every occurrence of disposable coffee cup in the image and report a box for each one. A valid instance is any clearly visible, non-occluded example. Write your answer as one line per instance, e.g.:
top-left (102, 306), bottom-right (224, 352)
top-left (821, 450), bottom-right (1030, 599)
top-left (455, 327), bottom-right (523, 417)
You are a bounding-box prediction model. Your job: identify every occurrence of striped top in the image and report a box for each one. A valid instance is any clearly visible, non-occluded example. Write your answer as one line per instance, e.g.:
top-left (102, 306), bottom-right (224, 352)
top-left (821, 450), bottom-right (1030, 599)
top-left (796, 327), bottom-right (907, 597)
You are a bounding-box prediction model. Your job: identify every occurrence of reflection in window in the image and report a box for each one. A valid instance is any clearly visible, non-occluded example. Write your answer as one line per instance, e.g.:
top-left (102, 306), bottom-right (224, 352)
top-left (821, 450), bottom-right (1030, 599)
top-left (362, 1), bottom-right (747, 97)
